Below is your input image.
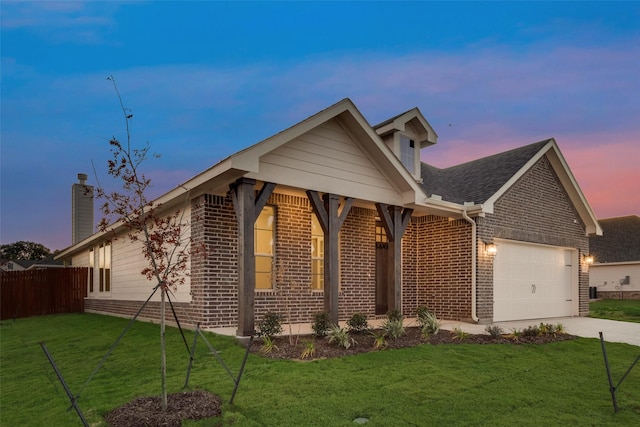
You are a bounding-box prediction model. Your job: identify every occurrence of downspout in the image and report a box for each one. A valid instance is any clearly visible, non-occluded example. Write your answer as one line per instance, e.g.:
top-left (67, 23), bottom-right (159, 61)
top-left (461, 209), bottom-right (479, 323)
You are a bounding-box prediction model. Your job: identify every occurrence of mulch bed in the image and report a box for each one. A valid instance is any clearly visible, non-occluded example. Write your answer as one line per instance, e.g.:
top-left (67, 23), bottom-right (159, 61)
top-left (105, 390), bottom-right (221, 427)
top-left (250, 327), bottom-right (577, 360)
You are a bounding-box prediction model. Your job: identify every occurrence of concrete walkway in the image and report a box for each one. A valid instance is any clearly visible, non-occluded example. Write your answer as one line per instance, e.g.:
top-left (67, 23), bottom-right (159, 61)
top-left (441, 317), bottom-right (640, 347)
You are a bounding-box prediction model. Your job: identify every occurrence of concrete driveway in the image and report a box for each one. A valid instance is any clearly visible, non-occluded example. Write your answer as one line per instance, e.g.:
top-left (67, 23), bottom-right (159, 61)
top-left (442, 317), bottom-right (640, 347)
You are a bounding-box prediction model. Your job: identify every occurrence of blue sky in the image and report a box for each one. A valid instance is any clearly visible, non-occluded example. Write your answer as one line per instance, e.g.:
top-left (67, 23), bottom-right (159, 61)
top-left (2, 1), bottom-right (639, 251)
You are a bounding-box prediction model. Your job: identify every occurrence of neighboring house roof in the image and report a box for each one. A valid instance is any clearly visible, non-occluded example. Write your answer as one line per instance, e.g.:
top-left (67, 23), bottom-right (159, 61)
top-left (0, 258), bottom-right (63, 271)
top-left (589, 215), bottom-right (640, 263)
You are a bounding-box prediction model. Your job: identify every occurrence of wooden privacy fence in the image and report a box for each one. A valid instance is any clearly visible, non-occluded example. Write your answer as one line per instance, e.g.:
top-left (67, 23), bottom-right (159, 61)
top-left (0, 267), bottom-right (88, 320)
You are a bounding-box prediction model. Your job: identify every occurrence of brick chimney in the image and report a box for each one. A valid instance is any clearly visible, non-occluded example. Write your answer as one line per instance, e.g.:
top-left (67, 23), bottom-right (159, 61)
top-left (72, 173), bottom-right (94, 244)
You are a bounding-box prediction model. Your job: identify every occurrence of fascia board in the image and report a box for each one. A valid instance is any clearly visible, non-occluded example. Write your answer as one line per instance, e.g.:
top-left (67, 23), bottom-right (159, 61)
top-left (236, 98), bottom-right (355, 160)
top-left (335, 114), bottom-right (425, 198)
top-left (483, 139), bottom-right (602, 236)
top-left (592, 260), bottom-right (640, 267)
top-left (544, 143), bottom-right (602, 236)
top-left (375, 108), bottom-right (438, 148)
top-left (55, 158), bottom-right (242, 260)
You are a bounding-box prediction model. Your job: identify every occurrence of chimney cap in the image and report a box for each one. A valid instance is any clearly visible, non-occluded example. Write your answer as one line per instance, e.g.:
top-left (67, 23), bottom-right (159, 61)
top-left (77, 173), bottom-right (88, 183)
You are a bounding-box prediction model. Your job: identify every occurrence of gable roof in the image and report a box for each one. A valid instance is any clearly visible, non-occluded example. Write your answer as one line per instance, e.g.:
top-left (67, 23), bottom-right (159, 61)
top-left (373, 107), bottom-right (438, 148)
top-left (58, 98), bottom-right (459, 259)
top-left (589, 215), bottom-right (640, 263)
top-left (421, 140), bottom-right (550, 204)
top-left (420, 138), bottom-right (602, 235)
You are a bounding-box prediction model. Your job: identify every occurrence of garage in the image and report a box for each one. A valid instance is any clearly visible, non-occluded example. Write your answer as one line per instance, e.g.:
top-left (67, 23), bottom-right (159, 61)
top-left (493, 239), bottom-right (577, 322)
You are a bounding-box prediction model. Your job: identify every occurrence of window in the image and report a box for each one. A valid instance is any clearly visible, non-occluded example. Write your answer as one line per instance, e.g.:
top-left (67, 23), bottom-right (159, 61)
top-left (255, 206), bottom-right (275, 289)
top-left (399, 135), bottom-right (415, 174)
top-left (99, 243), bottom-right (111, 292)
top-left (311, 214), bottom-right (324, 290)
top-left (89, 248), bottom-right (94, 293)
top-left (376, 222), bottom-right (388, 244)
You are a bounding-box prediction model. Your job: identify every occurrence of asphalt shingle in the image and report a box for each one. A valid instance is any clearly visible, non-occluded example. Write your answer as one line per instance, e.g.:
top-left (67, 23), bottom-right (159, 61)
top-left (421, 139), bottom-right (551, 204)
top-left (589, 216), bottom-right (640, 263)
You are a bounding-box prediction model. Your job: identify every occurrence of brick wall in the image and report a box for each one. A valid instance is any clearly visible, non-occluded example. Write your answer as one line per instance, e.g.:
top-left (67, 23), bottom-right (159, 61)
top-left (414, 215), bottom-right (472, 321)
top-left (476, 155), bottom-right (590, 321)
top-left (85, 298), bottom-right (192, 327)
top-left (188, 192), bottom-right (385, 329)
top-left (189, 194), bottom-right (239, 328)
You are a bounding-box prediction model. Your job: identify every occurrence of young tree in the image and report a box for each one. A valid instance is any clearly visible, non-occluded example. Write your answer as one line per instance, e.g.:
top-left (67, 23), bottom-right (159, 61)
top-left (95, 76), bottom-right (197, 411)
top-left (0, 241), bottom-right (51, 260)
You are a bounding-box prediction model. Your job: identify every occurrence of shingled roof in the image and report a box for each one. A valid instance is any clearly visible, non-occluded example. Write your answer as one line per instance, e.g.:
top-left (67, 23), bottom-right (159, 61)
top-left (589, 215), bottom-right (640, 263)
top-left (420, 139), bottom-right (551, 204)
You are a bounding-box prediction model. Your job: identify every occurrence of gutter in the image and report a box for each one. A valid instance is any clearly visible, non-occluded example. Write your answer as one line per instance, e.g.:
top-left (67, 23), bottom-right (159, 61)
top-left (461, 208), bottom-right (479, 323)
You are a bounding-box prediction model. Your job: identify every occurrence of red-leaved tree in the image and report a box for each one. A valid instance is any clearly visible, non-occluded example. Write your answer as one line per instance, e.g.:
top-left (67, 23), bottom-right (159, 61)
top-left (95, 76), bottom-right (199, 411)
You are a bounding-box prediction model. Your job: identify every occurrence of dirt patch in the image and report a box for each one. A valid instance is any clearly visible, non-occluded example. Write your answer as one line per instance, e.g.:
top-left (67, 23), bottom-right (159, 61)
top-left (105, 390), bottom-right (221, 427)
top-left (251, 327), bottom-right (577, 360)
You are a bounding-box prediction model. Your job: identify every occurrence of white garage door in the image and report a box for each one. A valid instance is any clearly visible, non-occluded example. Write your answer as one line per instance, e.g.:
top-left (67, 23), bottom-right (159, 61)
top-left (493, 240), bottom-right (575, 322)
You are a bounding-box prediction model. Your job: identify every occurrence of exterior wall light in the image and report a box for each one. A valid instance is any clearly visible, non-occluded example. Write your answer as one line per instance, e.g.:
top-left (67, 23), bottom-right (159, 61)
top-left (584, 254), bottom-right (594, 266)
top-left (485, 243), bottom-right (497, 258)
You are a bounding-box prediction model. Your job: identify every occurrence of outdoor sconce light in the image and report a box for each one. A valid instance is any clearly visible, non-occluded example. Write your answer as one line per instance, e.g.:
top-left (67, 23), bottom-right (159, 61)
top-left (583, 254), bottom-right (594, 266)
top-left (485, 242), bottom-right (497, 258)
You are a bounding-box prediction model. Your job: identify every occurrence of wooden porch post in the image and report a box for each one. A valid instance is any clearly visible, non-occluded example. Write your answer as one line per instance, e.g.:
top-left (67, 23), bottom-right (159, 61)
top-left (231, 178), bottom-right (276, 336)
top-left (307, 191), bottom-right (353, 325)
top-left (375, 203), bottom-right (413, 313)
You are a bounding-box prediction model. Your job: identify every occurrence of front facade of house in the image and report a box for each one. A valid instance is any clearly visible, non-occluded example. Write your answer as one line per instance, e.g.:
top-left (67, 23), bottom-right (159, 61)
top-left (57, 99), bottom-right (601, 335)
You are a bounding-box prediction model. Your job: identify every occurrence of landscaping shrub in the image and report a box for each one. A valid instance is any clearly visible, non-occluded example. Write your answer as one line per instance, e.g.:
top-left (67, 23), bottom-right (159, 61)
top-left (312, 312), bottom-right (331, 337)
top-left (347, 313), bottom-right (369, 334)
top-left (257, 312), bottom-right (283, 339)
top-left (417, 307), bottom-right (440, 337)
top-left (485, 325), bottom-right (504, 338)
top-left (387, 308), bottom-right (402, 322)
top-left (327, 325), bottom-right (356, 349)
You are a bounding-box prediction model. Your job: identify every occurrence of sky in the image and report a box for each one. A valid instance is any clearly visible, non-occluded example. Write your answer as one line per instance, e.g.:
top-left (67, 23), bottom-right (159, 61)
top-left (1, 1), bottom-right (639, 252)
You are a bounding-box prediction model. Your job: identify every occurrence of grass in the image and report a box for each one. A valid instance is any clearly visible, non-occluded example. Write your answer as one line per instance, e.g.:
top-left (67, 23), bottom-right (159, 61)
top-left (1, 313), bottom-right (639, 426)
top-left (590, 299), bottom-right (640, 323)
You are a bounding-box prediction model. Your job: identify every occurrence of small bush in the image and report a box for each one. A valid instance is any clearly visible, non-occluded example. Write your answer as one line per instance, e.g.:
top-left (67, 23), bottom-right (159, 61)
top-left (311, 312), bottom-right (331, 337)
top-left (370, 330), bottom-right (388, 350)
top-left (387, 308), bottom-right (403, 322)
top-left (257, 312), bottom-right (283, 339)
top-left (382, 318), bottom-right (405, 339)
top-left (417, 308), bottom-right (440, 337)
top-left (485, 325), bottom-right (504, 338)
top-left (508, 328), bottom-right (521, 341)
top-left (555, 323), bottom-right (566, 334)
top-left (347, 313), bottom-right (369, 334)
top-left (260, 336), bottom-right (278, 354)
top-left (300, 341), bottom-right (315, 359)
top-left (327, 325), bottom-right (356, 349)
top-left (522, 324), bottom-right (541, 337)
top-left (452, 327), bottom-right (469, 340)
top-left (539, 322), bottom-right (557, 335)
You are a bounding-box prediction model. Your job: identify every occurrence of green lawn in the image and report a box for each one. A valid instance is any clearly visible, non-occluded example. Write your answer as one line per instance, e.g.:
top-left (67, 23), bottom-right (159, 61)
top-left (590, 299), bottom-right (640, 323)
top-left (1, 313), bottom-right (639, 426)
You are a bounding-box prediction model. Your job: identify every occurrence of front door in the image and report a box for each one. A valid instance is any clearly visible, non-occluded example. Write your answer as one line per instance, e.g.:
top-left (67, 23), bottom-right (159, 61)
top-left (375, 221), bottom-right (389, 315)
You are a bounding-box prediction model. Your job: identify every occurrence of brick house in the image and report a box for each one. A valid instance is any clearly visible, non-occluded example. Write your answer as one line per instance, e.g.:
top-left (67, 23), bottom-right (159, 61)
top-left (56, 99), bottom-right (601, 336)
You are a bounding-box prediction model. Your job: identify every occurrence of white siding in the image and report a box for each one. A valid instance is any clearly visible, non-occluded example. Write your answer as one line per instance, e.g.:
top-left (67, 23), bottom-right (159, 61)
top-left (88, 206), bottom-right (192, 302)
top-left (590, 263), bottom-right (640, 292)
top-left (256, 119), bottom-right (405, 204)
